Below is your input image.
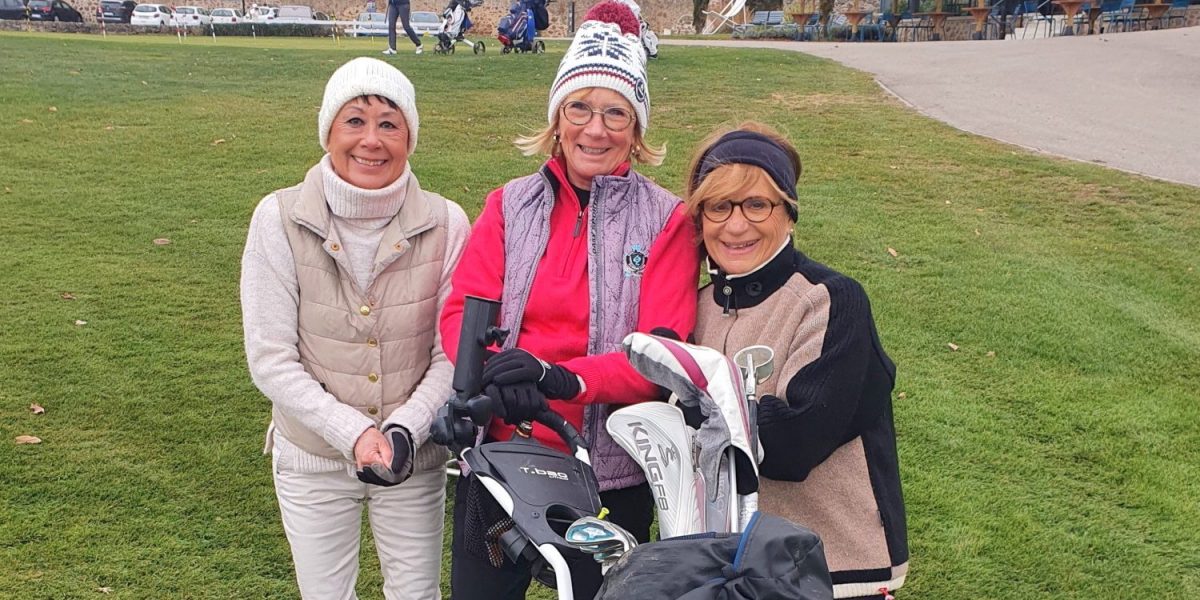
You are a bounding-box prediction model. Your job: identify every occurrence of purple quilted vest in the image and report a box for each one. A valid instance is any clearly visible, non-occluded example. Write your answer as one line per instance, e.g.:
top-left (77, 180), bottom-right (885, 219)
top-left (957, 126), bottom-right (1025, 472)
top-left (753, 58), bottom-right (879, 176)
top-left (499, 166), bottom-right (681, 491)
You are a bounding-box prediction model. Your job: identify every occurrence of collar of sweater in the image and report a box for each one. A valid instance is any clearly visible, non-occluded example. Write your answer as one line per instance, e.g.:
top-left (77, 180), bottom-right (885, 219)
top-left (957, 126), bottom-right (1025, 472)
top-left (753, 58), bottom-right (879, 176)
top-left (320, 154), bottom-right (410, 222)
top-left (708, 239), bottom-right (798, 313)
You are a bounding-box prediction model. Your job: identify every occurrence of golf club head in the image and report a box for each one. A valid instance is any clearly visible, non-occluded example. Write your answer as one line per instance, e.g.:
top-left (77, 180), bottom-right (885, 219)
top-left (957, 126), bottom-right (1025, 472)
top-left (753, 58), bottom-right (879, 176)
top-left (565, 517), bottom-right (636, 563)
top-left (733, 345), bottom-right (775, 388)
top-left (606, 402), bottom-right (706, 538)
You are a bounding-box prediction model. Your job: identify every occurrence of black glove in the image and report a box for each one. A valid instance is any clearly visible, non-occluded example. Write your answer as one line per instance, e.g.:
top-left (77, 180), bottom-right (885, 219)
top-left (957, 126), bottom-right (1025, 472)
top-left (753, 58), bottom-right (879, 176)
top-left (756, 394), bottom-right (794, 426)
top-left (485, 382), bottom-right (548, 425)
top-left (356, 425), bottom-right (415, 487)
top-left (482, 348), bottom-right (581, 400)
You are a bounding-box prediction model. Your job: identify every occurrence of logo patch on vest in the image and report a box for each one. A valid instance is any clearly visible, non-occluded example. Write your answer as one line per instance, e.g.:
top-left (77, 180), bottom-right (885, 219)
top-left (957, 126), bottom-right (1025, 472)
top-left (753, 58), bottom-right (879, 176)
top-left (623, 244), bottom-right (648, 278)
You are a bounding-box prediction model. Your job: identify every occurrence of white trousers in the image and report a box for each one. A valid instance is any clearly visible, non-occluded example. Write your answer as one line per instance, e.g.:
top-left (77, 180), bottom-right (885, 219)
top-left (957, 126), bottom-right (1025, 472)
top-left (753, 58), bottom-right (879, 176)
top-left (273, 457), bottom-right (446, 600)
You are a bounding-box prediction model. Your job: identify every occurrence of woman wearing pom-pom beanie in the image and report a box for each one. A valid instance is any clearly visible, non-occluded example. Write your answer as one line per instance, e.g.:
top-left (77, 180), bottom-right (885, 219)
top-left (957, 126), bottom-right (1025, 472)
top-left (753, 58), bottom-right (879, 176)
top-left (439, 3), bottom-right (699, 598)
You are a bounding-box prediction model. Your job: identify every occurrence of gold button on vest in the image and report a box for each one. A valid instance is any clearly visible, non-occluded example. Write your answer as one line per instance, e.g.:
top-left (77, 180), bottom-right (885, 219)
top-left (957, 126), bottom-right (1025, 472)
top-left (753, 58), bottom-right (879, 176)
top-left (368, 372), bottom-right (379, 383)
top-left (367, 338), bottom-right (378, 348)
top-left (359, 305), bottom-right (371, 316)
top-left (367, 406), bottom-right (379, 415)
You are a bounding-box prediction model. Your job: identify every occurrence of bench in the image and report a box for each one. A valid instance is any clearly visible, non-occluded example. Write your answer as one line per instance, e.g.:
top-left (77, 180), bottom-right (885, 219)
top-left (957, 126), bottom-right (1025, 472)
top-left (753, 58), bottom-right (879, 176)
top-left (733, 9), bottom-right (786, 33)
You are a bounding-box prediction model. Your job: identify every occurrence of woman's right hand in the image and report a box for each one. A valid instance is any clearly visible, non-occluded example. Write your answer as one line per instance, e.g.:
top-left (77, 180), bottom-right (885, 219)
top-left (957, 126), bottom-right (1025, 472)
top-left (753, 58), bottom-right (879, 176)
top-left (353, 427), bottom-right (391, 470)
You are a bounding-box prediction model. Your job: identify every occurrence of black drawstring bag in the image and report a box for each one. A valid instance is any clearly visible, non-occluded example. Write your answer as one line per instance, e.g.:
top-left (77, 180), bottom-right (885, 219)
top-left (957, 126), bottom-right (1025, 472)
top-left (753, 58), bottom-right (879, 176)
top-left (596, 512), bottom-right (833, 600)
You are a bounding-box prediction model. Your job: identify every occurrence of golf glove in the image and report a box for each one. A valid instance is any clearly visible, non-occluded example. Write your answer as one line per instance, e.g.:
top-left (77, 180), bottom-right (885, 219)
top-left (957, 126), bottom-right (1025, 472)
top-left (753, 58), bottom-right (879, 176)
top-left (485, 381), bottom-right (548, 425)
top-left (356, 425), bottom-right (415, 487)
top-left (482, 348), bottom-right (581, 400)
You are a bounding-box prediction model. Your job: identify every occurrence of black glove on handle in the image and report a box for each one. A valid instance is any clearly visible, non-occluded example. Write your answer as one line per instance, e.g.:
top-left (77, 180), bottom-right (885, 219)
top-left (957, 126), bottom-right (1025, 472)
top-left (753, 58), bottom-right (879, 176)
top-left (482, 348), bottom-right (581, 400)
top-left (356, 425), bottom-right (415, 487)
top-left (485, 382), bottom-right (549, 426)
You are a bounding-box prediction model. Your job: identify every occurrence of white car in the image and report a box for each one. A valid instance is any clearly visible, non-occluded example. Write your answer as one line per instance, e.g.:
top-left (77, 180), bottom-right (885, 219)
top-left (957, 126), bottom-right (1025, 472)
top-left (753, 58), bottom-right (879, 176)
top-left (174, 5), bottom-right (212, 26)
top-left (272, 4), bottom-right (313, 22)
top-left (210, 7), bottom-right (244, 23)
top-left (129, 3), bottom-right (174, 26)
top-left (349, 12), bottom-right (386, 37)
top-left (411, 10), bottom-right (440, 36)
top-left (249, 5), bottom-right (277, 22)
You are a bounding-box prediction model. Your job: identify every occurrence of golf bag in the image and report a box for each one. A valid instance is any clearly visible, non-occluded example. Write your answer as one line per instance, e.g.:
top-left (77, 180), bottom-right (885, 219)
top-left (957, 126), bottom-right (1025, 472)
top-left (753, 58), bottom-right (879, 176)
top-left (435, 0), bottom-right (485, 54)
top-left (497, 0), bottom-right (549, 53)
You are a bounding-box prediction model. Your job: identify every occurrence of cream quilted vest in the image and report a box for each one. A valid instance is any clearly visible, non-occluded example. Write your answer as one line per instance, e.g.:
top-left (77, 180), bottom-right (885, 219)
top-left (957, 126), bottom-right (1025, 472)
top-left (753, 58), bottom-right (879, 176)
top-left (273, 164), bottom-right (449, 466)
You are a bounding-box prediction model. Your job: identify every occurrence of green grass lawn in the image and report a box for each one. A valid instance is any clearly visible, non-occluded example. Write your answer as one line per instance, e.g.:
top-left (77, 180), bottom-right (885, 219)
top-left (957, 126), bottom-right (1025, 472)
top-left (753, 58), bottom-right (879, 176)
top-left (1, 31), bottom-right (1197, 599)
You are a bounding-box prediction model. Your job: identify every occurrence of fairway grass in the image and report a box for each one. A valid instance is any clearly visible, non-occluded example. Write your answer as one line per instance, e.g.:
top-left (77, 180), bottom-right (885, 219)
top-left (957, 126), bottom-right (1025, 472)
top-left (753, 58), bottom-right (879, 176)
top-left (1, 31), bottom-right (1197, 599)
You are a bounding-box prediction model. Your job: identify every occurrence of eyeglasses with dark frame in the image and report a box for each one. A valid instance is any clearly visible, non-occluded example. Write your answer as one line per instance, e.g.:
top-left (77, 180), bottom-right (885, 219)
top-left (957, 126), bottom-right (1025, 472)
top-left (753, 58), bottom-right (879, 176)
top-left (701, 198), bottom-right (783, 223)
top-left (560, 100), bottom-right (635, 132)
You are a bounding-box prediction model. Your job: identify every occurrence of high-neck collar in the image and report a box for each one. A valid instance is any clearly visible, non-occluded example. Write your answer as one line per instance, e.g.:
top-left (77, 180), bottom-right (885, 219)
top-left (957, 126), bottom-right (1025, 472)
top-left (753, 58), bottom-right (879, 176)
top-left (708, 239), bottom-right (799, 315)
top-left (320, 155), bottom-right (409, 221)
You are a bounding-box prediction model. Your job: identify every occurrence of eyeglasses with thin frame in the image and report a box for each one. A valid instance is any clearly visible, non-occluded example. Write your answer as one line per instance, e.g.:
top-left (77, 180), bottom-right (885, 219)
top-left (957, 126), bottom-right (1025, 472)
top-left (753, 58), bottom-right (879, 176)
top-left (561, 100), bottom-right (635, 132)
top-left (701, 198), bottom-right (782, 223)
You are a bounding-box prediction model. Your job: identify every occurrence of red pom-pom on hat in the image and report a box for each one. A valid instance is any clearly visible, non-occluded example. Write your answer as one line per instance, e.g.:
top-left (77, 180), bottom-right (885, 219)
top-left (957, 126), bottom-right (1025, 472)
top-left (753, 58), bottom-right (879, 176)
top-left (582, 0), bottom-right (639, 36)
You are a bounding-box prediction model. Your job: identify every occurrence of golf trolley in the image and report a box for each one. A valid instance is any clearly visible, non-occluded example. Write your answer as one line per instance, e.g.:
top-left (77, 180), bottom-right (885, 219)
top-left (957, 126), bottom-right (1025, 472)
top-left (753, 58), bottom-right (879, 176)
top-left (431, 296), bottom-right (604, 599)
top-left (431, 298), bottom-right (830, 599)
top-left (434, 0), bottom-right (486, 54)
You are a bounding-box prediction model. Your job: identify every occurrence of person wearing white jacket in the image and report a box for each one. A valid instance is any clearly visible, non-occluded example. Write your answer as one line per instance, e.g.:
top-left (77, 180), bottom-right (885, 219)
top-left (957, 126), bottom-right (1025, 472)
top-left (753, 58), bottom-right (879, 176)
top-left (240, 57), bottom-right (469, 599)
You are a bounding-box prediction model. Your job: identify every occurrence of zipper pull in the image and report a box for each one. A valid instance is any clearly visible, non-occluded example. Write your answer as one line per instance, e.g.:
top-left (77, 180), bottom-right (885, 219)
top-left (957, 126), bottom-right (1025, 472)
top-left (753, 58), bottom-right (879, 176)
top-left (572, 210), bottom-right (583, 237)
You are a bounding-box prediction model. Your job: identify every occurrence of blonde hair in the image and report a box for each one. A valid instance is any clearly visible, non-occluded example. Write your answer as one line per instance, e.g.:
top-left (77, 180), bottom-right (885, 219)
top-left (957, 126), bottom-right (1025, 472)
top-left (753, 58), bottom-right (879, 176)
top-left (514, 88), bottom-right (666, 166)
top-left (683, 121), bottom-right (800, 223)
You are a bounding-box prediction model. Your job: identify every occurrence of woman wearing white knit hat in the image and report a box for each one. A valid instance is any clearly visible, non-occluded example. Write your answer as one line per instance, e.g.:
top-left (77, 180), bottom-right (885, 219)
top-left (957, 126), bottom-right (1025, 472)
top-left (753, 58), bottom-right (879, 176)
top-left (241, 56), bottom-right (469, 599)
top-left (439, 3), bottom-right (699, 599)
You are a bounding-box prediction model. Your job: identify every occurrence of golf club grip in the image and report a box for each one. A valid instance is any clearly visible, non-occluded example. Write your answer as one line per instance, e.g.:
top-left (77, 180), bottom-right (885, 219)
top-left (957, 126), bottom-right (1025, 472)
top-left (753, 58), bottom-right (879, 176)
top-left (534, 408), bottom-right (588, 453)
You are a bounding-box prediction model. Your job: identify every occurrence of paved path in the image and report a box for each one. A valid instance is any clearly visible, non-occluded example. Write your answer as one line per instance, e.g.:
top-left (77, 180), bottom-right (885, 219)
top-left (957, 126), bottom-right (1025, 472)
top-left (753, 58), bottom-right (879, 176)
top-left (663, 28), bottom-right (1200, 186)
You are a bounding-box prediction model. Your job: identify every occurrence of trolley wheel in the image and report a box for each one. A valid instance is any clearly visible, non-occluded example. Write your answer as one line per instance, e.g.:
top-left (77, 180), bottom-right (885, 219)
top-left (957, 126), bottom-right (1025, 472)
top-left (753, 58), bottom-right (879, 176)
top-left (501, 46), bottom-right (511, 54)
top-left (473, 41), bottom-right (485, 54)
top-left (448, 43), bottom-right (456, 54)
top-left (534, 40), bottom-right (545, 54)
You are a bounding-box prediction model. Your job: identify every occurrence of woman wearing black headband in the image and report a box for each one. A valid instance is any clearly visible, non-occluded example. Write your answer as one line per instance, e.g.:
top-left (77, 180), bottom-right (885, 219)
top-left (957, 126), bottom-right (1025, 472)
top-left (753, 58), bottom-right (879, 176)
top-left (684, 122), bottom-right (909, 600)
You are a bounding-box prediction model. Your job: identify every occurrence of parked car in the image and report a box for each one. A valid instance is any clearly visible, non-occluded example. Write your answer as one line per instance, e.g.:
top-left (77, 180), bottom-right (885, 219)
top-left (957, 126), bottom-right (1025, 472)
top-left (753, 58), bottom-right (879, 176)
top-left (27, 0), bottom-right (83, 21)
top-left (129, 2), bottom-right (173, 25)
top-left (209, 7), bottom-right (242, 23)
top-left (272, 4), bottom-right (313, 22)
top-left (349, 11), bottom-right (385, 36)
top-left (410, 10), bottom-right (439, 35)
top-left (249, 5), bottom-right (276, 21)
top-left (0, 0), bottom-right (29, 20)
top-left (96, 0), bottom-right (137, 23)
top-left (173, 5), bottom-right (210, 26)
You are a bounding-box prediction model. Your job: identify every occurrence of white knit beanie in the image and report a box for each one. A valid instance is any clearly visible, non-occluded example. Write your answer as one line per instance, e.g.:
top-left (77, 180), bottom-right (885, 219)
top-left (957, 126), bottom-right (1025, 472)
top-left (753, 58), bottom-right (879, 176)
top-left (547, 2), bottom-right (649, 134)
top-left (317, 57), bottom-right (419, 153)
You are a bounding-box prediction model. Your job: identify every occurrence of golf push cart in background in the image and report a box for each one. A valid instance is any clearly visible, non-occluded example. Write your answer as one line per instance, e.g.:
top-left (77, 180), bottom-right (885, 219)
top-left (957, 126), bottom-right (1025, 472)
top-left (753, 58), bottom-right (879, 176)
top-left (432, 296), bottom-right (834, 600)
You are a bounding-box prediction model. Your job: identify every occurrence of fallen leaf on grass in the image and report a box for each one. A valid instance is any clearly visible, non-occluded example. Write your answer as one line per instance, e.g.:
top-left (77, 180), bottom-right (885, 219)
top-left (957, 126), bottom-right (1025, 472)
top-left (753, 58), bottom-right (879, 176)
top-left (15, 435), bottom-right (42, 445)
top-left (947, 342), bottom-right (959, 351)
top-left (19, 119), bottom-right (34, 124)
top-left (75, 319), bottom-right (88, 326)
top-left (104, 125), bottom-right (114, 131)
top-left (211, 138), bottom-right (226, 146)
top-left (30, 403), bottom-right (45, 415)
top-left (975, 229), bottom-right (981, 236)
top-left (61, 292), bottom-right (76, 300)
top-left (97, 587), bottom-right (113, 594)
top-left (944, 200), bottom-right (951, 205)
top-left (69, 70), bottom-right (80, 75)
top-left (48, 106), bottom-right (58, 113)
top-left (141, 80), bottom-right (148, 85)
top-left (886, 247), bottom-right (898, 258)
top-left (986, 351), bottom-right (996, 358)
top-left (153, 238), bottom-right (171, 245)
top-left (897, 392), bottom-right (907, 399)
top-left (4, 186), bottom-right (11, 193)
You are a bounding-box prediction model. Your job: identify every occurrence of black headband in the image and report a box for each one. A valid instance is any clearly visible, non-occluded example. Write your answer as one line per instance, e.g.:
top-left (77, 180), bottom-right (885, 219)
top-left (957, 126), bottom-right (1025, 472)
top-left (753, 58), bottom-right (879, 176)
top-left (692, 130), bottom-right (800, 221)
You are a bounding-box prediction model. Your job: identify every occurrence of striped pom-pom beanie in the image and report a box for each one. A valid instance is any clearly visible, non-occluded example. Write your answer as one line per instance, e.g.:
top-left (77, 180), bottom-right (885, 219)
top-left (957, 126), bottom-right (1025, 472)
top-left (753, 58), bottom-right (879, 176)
top-left (547, 0), bottom-right (649, 133)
